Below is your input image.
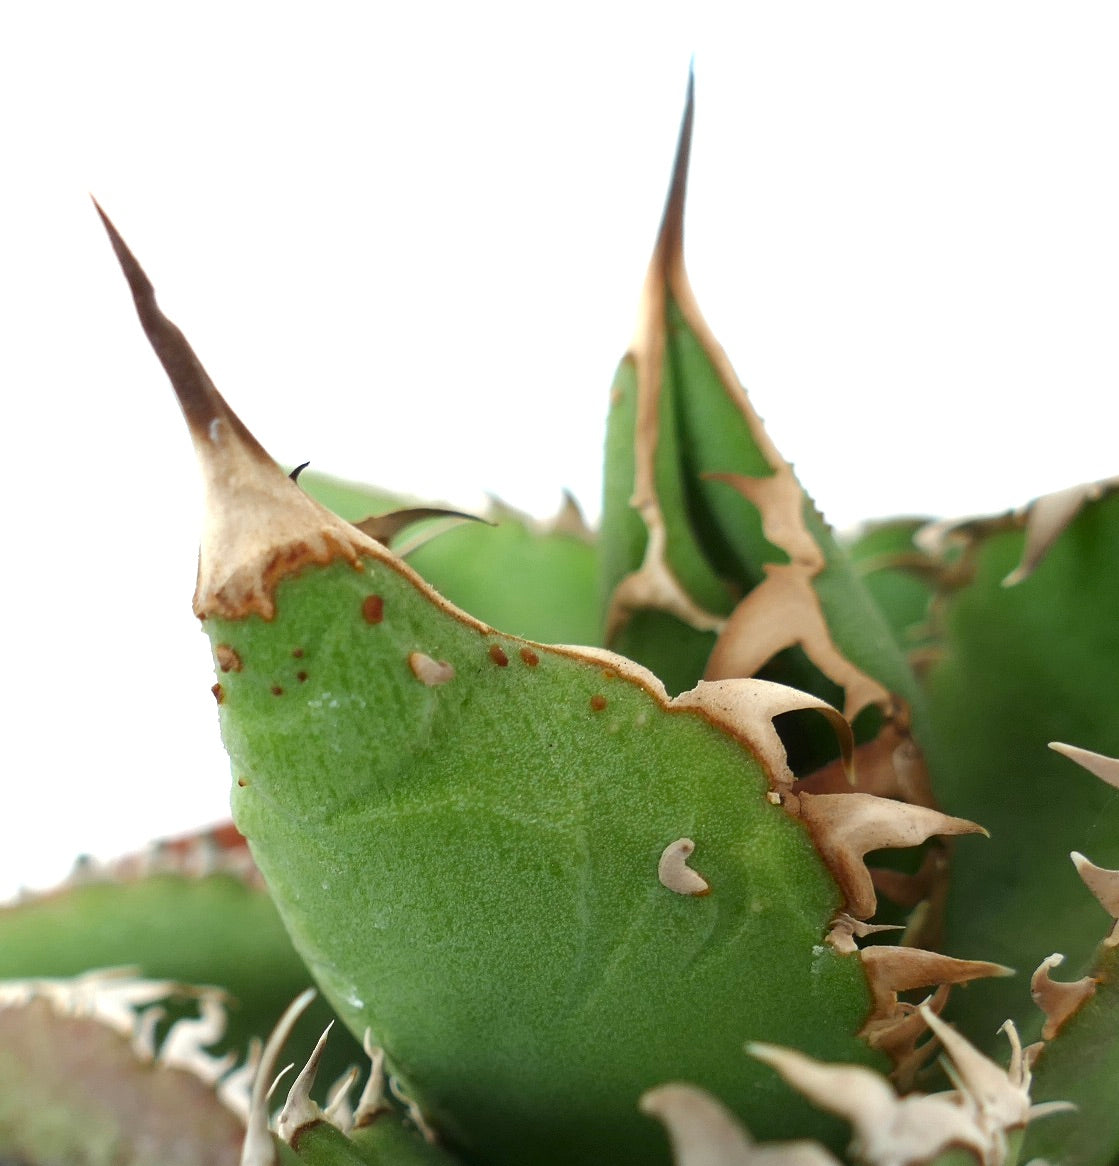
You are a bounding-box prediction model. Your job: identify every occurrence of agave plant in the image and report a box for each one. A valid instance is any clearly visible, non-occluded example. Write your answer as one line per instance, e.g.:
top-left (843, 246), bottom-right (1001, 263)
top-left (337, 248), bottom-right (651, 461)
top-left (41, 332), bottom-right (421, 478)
top-left (4, 78), bottom-right (1119, 1166)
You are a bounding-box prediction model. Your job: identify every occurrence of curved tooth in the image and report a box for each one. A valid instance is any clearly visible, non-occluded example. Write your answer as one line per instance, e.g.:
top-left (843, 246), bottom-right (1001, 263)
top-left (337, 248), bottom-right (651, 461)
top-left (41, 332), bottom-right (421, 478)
top-left (672, 679), bottom-right (853, 793)
top-left (641, 1082), bottom-right (841, 1166)
top-left (747, 1043), bottom-right (986, 1166)
top-left (277, 1022), bottom-right (333, 1144)
top-left (918, 1006), bottom-right (1032, 1134)
top-left (353, 1033), bottom-right (390, 1127)
top-left (859, 946), bottom-right (1012, 1018)
top-left (1003, 478), bottom-right (1119, 586)
top-left (1050, 743), bottom-right (1119, 791)
top-left (789, 792), bottom-right (987, 919)
top-left (1070, 851), bottom-right (1119, 945)
top-left (1030, 953), bottom-right (1098, 1040)
top-left (240, 988), bottom-right (316, 1166)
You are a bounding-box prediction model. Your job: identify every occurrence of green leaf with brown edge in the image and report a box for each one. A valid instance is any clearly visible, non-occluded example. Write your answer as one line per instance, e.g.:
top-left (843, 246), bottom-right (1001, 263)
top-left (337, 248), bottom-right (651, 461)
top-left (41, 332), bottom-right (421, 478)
top-left (927, 485), bottom-right (1119, 1048)
top-left (0, 862), bottom-right (362, 1089)
top-left (599, 76), bottom-right (929, 773)
top-left (94, 198), bottom-right (1008, 1166)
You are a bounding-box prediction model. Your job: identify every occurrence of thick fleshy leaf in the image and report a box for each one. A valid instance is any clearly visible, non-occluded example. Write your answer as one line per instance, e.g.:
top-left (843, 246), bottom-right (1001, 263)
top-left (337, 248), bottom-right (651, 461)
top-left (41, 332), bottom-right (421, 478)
top-left (92, 200), bottom-right (1013, 1166)
top-left (0, 976), bottom-right (245, 1166)
top-left (0, 831), bottom-right (361, 1085)
top-left (924, 486), bottom-right (1119, 1044)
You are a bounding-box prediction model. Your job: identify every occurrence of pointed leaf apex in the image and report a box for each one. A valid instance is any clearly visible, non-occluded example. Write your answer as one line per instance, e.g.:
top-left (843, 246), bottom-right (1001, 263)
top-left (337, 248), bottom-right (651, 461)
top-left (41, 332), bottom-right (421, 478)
top-left (651, 71), bottom-right (694, 276)
top-left (97, 205), bottom-right (384, 621)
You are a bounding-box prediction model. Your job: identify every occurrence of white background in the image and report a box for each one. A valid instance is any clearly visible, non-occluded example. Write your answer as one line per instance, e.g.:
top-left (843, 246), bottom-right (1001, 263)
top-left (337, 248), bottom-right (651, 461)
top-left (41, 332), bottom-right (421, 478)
top-left (3, 4), bottom-right (1118, 896)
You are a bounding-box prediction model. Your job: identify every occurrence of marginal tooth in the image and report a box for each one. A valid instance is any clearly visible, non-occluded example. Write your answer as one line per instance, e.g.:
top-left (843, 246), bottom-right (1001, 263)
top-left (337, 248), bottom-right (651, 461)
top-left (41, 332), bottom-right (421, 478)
top-left (640, 1082), bottom-right (757, 1166)
top-left (640, 1081), bottom-right (842, 1166)
top-left (918, 1006), bottom-right (1032, 1133)
top-left (1050, 742), bottom-right (1119, 791)
top-left (1003, 478), bottom-right (1119, 586)
top-left (158, 991), bottom-right (234, 1083)
top-left (672, 679), bottom-right (853, 793)
top-left (353, 1033), bottom-right (390, 1128)
top-left (1070, 852), bottom-right (1119, 945)
top-left (825, 913), bottom-right (903, 955)
top-left (240, 988), bottom-right (316, 1166)
top-left (747, 1042), bottom-right (987, 1166)
top-left (859, 946), bottom-right (1012, 1018)
top-left (219, 1037), bottom-right (262, 1122)
top-left (1031, 953), bottom-right (1098, 1039)
top-left (324, 1065), bottom-right (360, 1132)
top-left (277, 1022), bottom-right (333, 1144)
top-left (388, 1074), bottom-right (438, 1143)
top-left (788, 792), bottom-right (986, 919)
top-left (355, 507), bottom-right (488, 547)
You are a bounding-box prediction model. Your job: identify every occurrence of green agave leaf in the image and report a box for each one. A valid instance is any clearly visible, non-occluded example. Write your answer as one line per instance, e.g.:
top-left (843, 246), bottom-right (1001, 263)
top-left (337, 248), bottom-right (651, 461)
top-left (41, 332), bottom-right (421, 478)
top-left (93, 202), bottom-right (1014, 1166)
top-left (0, 976), bottom-right (245, 1166)
top-left (600, 79), bottom-right (925, 748)
top-left (925, 484), bottom-right (1119, 1046)
top-left (297, 470), bottom-right (599, 647)
top-left (0, 831), bottom-right (361, 1086)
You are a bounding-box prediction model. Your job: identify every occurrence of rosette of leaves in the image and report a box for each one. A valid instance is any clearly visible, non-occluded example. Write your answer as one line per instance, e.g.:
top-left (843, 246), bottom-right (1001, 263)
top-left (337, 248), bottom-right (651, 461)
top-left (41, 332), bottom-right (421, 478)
top-left (4, 75), bottom-right (1118, 1166)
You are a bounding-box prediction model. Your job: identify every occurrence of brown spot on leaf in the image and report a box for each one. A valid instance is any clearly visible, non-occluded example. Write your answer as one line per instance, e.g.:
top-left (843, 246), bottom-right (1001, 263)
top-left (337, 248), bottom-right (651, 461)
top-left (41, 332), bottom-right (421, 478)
top-left (270, 685), bottom-right (284, 697)
top-left (215, 644), bottom-right (242, 673)
top-left (296, 671), bottom-right (308, 683)
top-left (237, 778), bottom-right (248, 788)
top-left (520, 648), bottom-right (540, 667)
top-left (408, 652), bottom-right (455, 687)
top-left (590, 694), bottom-right (607, 712)
top-left (211, 683), bottom-right (224, 704)
top-left (292, 648), bottom-right (304, 658)
top-left (362, 595), bottom-right (385, 625)
top-left (489, 644), bottom-right (509, 667)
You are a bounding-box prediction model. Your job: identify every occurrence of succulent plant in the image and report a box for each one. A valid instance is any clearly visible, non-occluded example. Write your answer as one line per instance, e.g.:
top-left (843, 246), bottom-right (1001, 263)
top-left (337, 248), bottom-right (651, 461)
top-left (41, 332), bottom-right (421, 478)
top-left (4, 77), bottom-right (1119, 1166)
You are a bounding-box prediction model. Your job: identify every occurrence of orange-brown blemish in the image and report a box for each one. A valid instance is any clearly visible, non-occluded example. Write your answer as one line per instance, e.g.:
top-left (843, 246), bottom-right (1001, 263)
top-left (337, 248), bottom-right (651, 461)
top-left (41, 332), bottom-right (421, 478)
top-left (237, 778), bottom-right (248, 788)
top-left (271, 685), bottom-right (284, 696)
top-left (489, 644), bottom-right (510, 667)
top-left (216, 644), bottom-right (243, 673)
top-left (590, 694), bottom-right (608, 712)
top-left (296, 671), bottom-right (308, 683)
top-left (211, 683), bottom-right (224, 704)
top-left (292, 648), bottom-right (304, 659)
top-left (362, 595), bottom-right (385, 625)
top-left (520, 647), bottom-right (540, 667)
